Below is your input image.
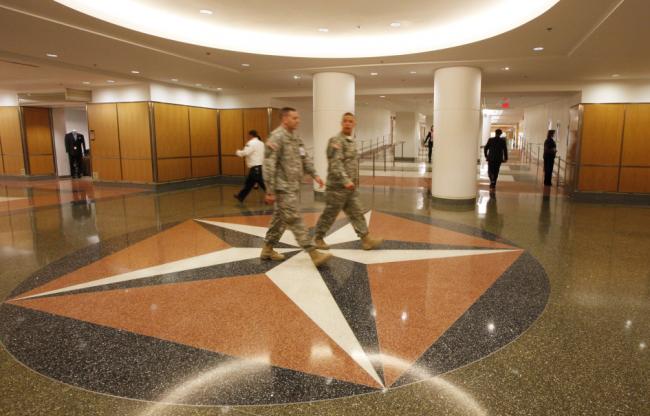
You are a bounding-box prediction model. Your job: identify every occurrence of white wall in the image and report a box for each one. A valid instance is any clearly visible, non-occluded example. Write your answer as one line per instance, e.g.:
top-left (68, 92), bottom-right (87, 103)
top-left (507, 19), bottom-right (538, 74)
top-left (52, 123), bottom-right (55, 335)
top-left (92, 84), bottom-right (150, 103)
top-left (0, 90), bottom-right (18, 106)
top-left (52, 108), bottom-right (90, 176)
top-left (522, 94), bottom-right (581, 159)
top-left (394, 112), bottom-right (419, 158)
top-left (355, 106), bottom-right (392, 144)
top-left (150, 83), bottom-right (222, 108)
top-left (582, 80), bottom-right (650, 103)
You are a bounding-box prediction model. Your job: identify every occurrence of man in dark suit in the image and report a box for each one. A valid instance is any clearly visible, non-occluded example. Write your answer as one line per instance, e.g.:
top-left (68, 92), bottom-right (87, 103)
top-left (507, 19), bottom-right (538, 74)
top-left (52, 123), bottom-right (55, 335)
top-left (64, 131), bottom-right (87, 178)
top-left (483, 129), bottom-right (508, 192)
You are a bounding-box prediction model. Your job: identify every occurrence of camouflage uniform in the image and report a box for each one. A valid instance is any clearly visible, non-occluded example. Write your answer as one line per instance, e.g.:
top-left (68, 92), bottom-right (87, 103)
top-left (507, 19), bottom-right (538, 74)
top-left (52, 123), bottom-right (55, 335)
top-left (315, 132), bottom-right (369, 239)
top-left (263, 126), bottom-right (317, 250)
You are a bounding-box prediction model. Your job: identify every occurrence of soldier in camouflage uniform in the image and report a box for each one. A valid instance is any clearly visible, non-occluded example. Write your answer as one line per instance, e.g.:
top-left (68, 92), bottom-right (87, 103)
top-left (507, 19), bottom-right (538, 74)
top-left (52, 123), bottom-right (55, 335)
top-left (314, 113), bottom-right (383, 250)
top-left (262, 107), bottom-right (332, 267)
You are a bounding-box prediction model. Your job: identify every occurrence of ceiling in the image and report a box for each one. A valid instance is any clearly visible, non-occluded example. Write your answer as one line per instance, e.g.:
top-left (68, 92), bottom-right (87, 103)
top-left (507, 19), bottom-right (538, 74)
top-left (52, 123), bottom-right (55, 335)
top-left (50, 0), bottom-right (560, 58)
top-left (0, 0), bottom-right (648, 98)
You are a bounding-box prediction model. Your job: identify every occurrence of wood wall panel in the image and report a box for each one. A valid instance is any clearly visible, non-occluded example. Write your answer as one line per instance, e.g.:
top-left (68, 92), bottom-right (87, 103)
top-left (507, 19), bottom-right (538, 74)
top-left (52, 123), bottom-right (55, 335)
top-left (270, 108), bottom-right (282, 131)
top-left (2, 155), bottom-right (24, 175)
top-left (0, 107), bottom-right (24, 157)
top-left (243, 108), bottom-right (270, 141)
top-left (221, 155), bottom-right (245, 176)
top-left (87, 104), bottom-right (120, 158)
top-left (154, 103), bottom-right (190, 158)
top-left (189, 107), bottom-right (218, 156)
top-left (580, 104), bottom-right (625, 166)
top-left (92, 158), bottom-right (122, 181)
top-left (191, 156), bottom-right (219, 178)
top-left (219, 109), bottom-right (243, 155)
top-left (619, 167), bottom-right (650, 193)
top-left (29, 155), bottom-right (55, 175)
top-left (23, 107), bottom-right (53, 156)
top-left (0, 155), bottom-right (4, 174)
top-left (621, 104), bottom-right (650, 167)
top-left (578, 166), bottom-right (619, 192)
top-left (121, 159), bottom-right (153, 183)
top-left (117, 102), bottom-right (151, 159)
top-left (157, 158), bottom-right (192, 182)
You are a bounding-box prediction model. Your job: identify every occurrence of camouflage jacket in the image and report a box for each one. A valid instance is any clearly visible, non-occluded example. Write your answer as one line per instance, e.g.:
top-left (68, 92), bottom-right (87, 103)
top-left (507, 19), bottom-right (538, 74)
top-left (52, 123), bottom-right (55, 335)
top-left (326, 132), bottom-right (358, 187)
top-left (263, 126), bottom-right (317, 194)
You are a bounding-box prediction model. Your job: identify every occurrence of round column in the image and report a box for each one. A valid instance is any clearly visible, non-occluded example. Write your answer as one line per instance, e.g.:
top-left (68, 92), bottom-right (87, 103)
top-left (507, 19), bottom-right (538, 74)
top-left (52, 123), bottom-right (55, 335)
top-left (431, 67), bottom-right (482, 202)
top-left (313, 72), bottom-right (355, 192)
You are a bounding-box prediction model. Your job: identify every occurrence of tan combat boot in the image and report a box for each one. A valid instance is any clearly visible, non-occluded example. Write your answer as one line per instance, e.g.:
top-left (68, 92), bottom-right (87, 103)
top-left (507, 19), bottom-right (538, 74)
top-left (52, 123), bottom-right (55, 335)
top-left (260, 244), bottom-right (286, 261)
top-left (314, 237), bottom-right (330, 250)
top-left (361, 234), bottom-right (384, 250)
top-left (309, 249), bottom-right (332, 267)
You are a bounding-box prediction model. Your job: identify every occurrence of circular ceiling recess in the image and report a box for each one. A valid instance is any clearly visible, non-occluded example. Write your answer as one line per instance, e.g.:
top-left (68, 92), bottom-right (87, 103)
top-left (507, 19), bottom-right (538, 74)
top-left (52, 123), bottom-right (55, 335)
top-left (54, 0), bottom-right (560, 58)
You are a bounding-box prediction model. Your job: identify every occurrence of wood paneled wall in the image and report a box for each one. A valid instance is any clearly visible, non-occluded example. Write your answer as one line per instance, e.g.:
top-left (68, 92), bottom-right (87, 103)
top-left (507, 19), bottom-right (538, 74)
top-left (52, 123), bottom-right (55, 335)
top-left (118, 102), bottom-right (152, 183)
top-left (154, 103), bottom-right (191, 182)
top-left (578, 104), bottom-right (650, 194)
top-left (189, 107), bottom-right (219, 178)
top-left (23, 107), bottom-right (55, 175)
top-left (0, 107), bottom-right (25, 175)
top-left (88, 103), bottom-right (122, 181)
top-left (220, 109), bottom-right (245, 175)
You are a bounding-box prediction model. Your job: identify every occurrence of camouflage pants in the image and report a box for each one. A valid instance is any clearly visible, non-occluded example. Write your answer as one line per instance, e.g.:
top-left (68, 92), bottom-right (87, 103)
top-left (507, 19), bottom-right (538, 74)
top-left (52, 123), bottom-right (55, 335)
top-left (265, 192), bottom-right (314, 250)
top-left (315, 188), bottom-right (368, 239)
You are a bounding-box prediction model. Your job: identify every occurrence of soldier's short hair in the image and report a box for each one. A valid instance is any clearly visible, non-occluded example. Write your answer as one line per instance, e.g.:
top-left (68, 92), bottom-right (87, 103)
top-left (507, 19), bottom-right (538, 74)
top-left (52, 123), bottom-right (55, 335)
top-left (280, 107), bottom-right (297, 118)
top-left (342, 112), bottom-right (355, 119)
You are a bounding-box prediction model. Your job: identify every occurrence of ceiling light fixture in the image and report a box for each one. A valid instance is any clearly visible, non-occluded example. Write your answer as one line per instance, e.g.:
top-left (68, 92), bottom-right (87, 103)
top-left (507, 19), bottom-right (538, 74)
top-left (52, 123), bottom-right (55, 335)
top-left (370, 72), bottom-right (378, 76)
top-left (293, 75), bottom-right (301, 80)
top-left (82, 81), bottom-right (91, 85)
top-left (410, 71), bottom-right (417, 74)
top-left (379, 95), bottom-right (386, 98)
top-left (390, 22), bottom-right (401, 28)
top-left (533, 46), bottom-right (544, 51)
top-left (318, 28), bottom-right (329, 33)
top-left (130, 70), bottom-right (140, 74)
top-left (216, 87), bottom-right (223, 91)
top-left (241, 63), bottom-right (250, 67)
top-left (171, 78), bottom-right (179, 82)
top-left (195, 83), bottom-right (202, 87)
top-left (107, 80), bottom-right (115, 84)
top-left (46, 53), bottom-right (58, 58)
top-left (503, 67), bottom-right (511, 71)
top-left (199, 9), bottom-right (213, 15)
top-left (611, 73), bottom-right (620, 78)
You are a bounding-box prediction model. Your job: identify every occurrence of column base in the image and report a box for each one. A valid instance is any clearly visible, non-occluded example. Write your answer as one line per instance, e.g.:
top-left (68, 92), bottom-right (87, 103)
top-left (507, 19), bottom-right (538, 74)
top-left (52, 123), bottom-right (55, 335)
top-left (430, 195), bottom-right (476, 207)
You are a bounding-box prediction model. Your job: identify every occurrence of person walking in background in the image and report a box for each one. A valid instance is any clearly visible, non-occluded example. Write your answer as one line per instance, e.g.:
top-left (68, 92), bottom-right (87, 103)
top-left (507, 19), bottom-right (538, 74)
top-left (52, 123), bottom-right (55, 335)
top-left (484, 129), bottom-right (508, 192)
top-left (261, 107), bottom-right (331, 267)
top-left (234, 130), bottom-right (266, 203)
top-left (313, 112), bottom-right (383, 251)
top-left (64, 130), bottom-right (86, 178)
top-left (543, 129), bottom-right (557, 187)
top-left (424, 125), bottom-right (434, 163)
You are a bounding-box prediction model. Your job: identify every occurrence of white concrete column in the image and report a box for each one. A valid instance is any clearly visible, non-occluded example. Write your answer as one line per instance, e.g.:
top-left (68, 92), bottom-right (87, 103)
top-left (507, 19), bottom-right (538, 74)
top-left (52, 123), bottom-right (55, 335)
top-left (313, 72), bottom-right (355, 191)
top-left (431, 67), bottom-right (482, 201)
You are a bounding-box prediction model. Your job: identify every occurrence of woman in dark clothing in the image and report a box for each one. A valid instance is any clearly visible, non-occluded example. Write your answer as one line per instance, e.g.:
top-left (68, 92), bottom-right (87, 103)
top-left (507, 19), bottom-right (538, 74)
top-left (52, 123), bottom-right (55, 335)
top-left (543, 130), bottom-right (557, 186)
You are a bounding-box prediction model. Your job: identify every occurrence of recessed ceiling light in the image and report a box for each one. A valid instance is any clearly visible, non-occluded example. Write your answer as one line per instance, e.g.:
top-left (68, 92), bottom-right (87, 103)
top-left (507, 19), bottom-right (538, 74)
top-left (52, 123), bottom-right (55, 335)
top-left (46, 53), bottom-right (58, 58)
top-left (171, 78), bottom-right (179, 82)
top-left (503, 67), bottom-right (511, 71)
top-left (410, 71), bottom-right (417, 74)
top-left (195, 83), bottom-right (202, 87)
top-left (107, 80), bottom-right (115, 83)
top-left (533, 46), bottom-right (544, 51)
top-left (293, 75), bottom-right (301, 80)
top-left (379, 95), bottom-right (386, 98)
top-left (318, 28), bottom-right (329, 33)
top-left (82, 81), bottom-right (91, 85)
top-left (199, 9), bottom-right (213, 15)
top-left (611, 73), bottom-right (620, 77)
top-left (216, 87), bottom-right (223, 91)
top-left (370, 72), bottom-right (379, 76)
top-left (130, 70), bottom-right (140, 74)
top-left (241, 63), bottom-right (250, 67)
top-left (390, 22), bottom-right (401, 28)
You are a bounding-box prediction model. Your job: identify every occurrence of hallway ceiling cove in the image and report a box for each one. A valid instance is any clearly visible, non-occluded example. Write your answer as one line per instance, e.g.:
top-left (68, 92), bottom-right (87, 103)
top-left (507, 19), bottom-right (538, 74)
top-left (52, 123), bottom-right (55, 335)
top-left (52, 0), bottom-right (560, 58)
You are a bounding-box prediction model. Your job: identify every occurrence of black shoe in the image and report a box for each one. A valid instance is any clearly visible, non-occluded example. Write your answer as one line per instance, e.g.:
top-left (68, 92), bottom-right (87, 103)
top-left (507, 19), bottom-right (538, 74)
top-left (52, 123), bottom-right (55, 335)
top-left (233, 194), bottom-right (244, 203)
